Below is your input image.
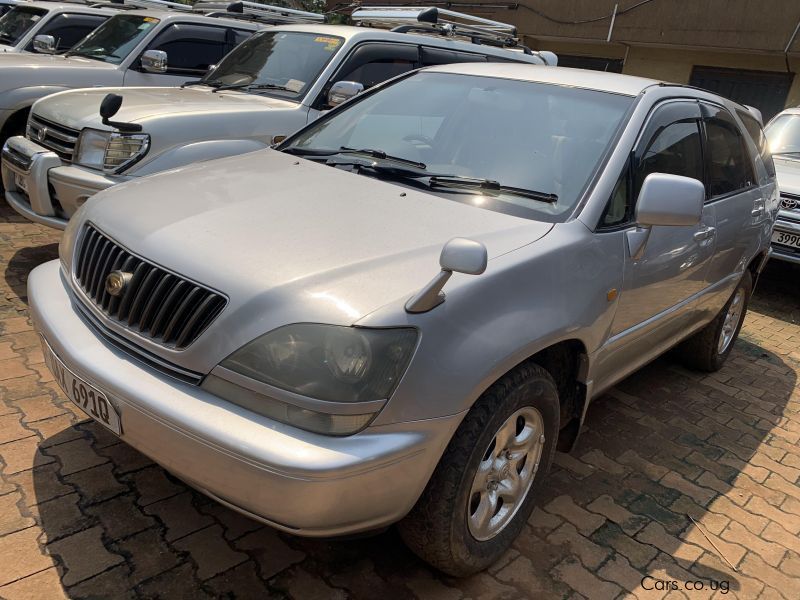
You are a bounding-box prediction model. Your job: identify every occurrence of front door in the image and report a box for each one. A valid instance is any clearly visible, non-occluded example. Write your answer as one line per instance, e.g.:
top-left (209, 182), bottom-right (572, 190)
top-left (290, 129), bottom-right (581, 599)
top-left (594, 100), bottom-right (717, 387)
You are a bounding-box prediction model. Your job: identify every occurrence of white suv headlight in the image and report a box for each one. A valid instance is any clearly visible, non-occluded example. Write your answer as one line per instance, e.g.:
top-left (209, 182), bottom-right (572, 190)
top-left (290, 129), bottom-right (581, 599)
top-left (74, 128), bottom-right (150, 173)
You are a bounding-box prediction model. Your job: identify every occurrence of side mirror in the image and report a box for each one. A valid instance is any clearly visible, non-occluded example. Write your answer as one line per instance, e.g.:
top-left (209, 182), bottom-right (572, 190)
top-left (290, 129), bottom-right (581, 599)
top-left (406, 237), bottom-right (488, 313)
top-left (141, 50), bottom-right (167, 74)
top-left (327, 81), bottom-right (364, 108)
top-left (33, 35), bottom-right (55, 55)
top-left (439, 237), bottom-right (488, 275)
top-left (635, 172), bottom-right (704, 227)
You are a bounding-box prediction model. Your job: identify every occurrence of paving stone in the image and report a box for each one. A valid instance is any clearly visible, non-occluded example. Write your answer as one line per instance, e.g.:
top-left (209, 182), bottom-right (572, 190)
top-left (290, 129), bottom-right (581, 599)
top-left (636, 522), bottom-right (704, 568)
top-left (0, 526), bottom-right (55, 586)
top-left (44, 437), bottom-right (108, 477)
top-left (551, 557), bottom-right (621, 600)
top-left (143, 492), bottom-right (214, 542)
top-left (66, 565), bottom-right (134, 600)
top-left (0, 413), bottom-right (34, 445)
top-left (234, 527), bottom-right (306, 579)
top-left (0, 491), bottom-right (35, 535)
top-left (546, 522), bottom-right (610, 569)
top-left (137, 563), bottom-right (210, 600)
top-left (0, 567), bottom-right (67, 600)
top-left (173, 524), bottom-right (248, 580)
top-left (129, 466), bottom-right (185, 506)
top-left (591, 522), bottom-right (658, 569)
top-left (64, 463), bottom-right (127, 506)
top-left (277, 566), bottom-right (348, 600)
top-left (586, 494), bottom-right (648, 535)
top-left (84, 495), bottom-right (157, 540)
top-left (205, 561), bottom-right (272, 600)
top-left (0, 436), bottom-right (54, 474)
top-left (116, 527), bottom-right (182, 585)
top-left (47, 526), bottom-right (124, 586)
top-left (27, 492), bottom-right (91, 543)
top-left (543, 495), bottom-right (605, 536)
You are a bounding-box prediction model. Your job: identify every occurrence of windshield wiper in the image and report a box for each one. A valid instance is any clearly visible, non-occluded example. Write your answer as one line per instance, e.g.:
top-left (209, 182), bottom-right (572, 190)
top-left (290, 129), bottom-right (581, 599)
top-left (772, 151), bottom-right (800, 157)
top-left (427, 176), bottom-right (558, 203)
top-left (211, 82), bottom-right (292, 94)
top-left (282, 146), bottom-right (427, 170)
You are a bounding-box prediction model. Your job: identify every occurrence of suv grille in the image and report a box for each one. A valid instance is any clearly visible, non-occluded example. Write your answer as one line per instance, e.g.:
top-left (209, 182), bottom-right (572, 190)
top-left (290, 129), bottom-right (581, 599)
top-left (27, 115), bottom-right (80, 161)
top-left (780, 193), bottom-right (800, 213)
top-left (74, 225), bottom-right (227, 350)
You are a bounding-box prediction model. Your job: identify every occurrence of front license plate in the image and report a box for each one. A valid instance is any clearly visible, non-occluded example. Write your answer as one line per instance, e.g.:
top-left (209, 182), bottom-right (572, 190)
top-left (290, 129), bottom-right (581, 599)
top-left (41, 337), bottom-right (121, 435)
top-left (772, 230), bottom-right (800, 250)
top-left (14, 171), bottom-right (27, 193)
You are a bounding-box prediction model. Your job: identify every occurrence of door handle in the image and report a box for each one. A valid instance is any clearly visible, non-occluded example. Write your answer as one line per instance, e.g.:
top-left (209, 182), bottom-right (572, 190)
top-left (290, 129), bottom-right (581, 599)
top-left (751, 207), bottom-right (764, 217)
top-left (693, 226), bottom-right (716, 241)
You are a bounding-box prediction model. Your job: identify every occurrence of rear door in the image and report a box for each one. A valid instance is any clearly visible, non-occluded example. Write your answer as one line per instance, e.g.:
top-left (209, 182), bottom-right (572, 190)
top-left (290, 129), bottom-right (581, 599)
top-left (699, 102), bottom-right (764, 311)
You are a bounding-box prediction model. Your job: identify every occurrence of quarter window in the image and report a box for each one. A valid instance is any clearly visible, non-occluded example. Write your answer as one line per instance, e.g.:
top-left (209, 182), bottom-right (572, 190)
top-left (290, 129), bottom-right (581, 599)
top-left (144, 24), bottom-right (246, 75)
top-left (736, 108), bottom-right (775, 178)
top-left (332, 43), bottom-right (418, 90)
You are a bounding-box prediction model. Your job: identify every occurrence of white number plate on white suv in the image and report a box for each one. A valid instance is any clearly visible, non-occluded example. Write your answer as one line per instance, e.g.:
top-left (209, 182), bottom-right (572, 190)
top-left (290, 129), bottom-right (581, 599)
top-left (772, 230), bottom-right (800, 250)
top-left (42, 337), bottom-right (121, 435)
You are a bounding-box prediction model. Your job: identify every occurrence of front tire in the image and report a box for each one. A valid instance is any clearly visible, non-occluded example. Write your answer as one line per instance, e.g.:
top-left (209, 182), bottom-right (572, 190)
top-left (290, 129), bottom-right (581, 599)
top-left (677, 270), bottom-right (752, 372)
top-left (398, 363), bottom-right (559, 576)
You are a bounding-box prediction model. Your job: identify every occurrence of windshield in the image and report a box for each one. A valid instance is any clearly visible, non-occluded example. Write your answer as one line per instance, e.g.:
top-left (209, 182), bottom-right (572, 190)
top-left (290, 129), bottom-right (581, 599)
top-left (202, 31), bottom-right (344, 100)
top-left (765, 114), bottom-right (800, 156)
top-left (0, 6), bottom-right (47, 46)
top-left (284, 72), bottom-right (633, 221)
top-left (67, 14), bottom-right (159, 63)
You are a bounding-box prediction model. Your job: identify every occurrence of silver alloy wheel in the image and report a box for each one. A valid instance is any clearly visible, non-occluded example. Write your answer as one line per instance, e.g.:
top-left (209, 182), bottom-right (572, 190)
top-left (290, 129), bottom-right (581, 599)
top-left (717, 287), bottom-right (745, 354)
top-left (467, 406), bottom-right (545, 541)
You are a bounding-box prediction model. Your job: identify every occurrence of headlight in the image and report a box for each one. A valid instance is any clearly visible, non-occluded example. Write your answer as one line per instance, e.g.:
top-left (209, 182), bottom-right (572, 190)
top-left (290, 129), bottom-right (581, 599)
top-left (74, 128), bottom-right (149, 172)
top-left (203, 324), bottom-right (418, 435)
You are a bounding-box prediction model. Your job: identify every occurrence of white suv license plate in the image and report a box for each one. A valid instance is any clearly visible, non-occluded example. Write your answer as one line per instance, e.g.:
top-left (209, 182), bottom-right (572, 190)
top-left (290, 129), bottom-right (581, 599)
top-left (42, 338), bottom-right (121, 435)
top-left (772, 230), bottom-right (800, 250)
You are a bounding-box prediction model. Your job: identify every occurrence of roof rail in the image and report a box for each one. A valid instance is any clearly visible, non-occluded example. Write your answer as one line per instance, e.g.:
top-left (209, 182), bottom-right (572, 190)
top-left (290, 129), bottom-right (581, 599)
top-left (193, 1), bottom-right (325, 24)
top-left (352, 6), bottom-right (519, 48)
top-left (102, 0), bottom-right (192, 11)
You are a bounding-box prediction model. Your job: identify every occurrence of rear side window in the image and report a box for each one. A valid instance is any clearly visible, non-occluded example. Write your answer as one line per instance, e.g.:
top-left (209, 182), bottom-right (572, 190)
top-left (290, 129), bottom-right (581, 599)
top-left (702, 106), bottom-right (755, 197)
top-left (28, 13), bottom-right (108, 52)
top-left (737, 108), bottom-right (775, 178)
top-left (145, 24), bottom-right (234, 75)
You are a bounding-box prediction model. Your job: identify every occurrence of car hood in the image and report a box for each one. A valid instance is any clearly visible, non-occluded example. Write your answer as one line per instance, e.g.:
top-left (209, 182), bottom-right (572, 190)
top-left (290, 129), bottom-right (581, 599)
top-left (35, 86), bottom-right (296, 130)
top-left (75, 149), bottom-right (552, 365)
top-left (774, 155), bottom-right (800, 195)
top-left (0, 53), bottom-right (115, 89)
top-left (0, 43), bottom-right (15, 52)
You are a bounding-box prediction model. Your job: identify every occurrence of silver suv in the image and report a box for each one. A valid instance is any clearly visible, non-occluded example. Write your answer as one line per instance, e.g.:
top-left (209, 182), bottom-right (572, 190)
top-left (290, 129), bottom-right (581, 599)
top-left (764, 107), bottom-right (800, 263)
top-left (3, 6), bottom-right (555, 229)
top-left (0, 1), bottom-right (115, 54)
top-left (29, 63), bottom-right (777, 576)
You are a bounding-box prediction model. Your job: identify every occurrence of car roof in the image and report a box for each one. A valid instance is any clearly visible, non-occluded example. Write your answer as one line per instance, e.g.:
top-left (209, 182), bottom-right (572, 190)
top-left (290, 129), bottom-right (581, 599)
top-left (259, 24), bottom-right (546, 61)
top-left (422, 62), bottom-right (663, 96)
top-left (108, 8), bottom-right (263, 28)
top-left (13, 1), bottom-right (117, 14)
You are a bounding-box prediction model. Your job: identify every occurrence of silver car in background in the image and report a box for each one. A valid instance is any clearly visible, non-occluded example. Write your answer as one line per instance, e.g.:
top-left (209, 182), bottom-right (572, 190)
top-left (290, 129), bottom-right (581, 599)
top-left (764, 107), bottom-right (800, 263)
top-left (29, 63), bottom-right (777, 575)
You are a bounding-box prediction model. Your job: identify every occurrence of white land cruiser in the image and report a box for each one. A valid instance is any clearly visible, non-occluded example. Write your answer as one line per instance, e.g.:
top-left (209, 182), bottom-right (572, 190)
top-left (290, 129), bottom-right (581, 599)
top-left (0, 1), bottom-right (115, 54)
top-left (3, 6), bottom-right (557, 229)
top-left (0, 0), bottom-right (282, 147)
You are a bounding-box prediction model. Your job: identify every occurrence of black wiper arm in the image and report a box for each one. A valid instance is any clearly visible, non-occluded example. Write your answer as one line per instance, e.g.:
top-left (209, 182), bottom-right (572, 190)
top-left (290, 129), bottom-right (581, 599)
top-left (337, 146), bottom-right (427, 169)
top-left (212, 82), bottom-right (291, 93)
top-left (428, 175), bottom-right (558, 203)
top-left (181, 80), bottom-right (214, 89)
top-left (281, 146), bottom-right (427, 170)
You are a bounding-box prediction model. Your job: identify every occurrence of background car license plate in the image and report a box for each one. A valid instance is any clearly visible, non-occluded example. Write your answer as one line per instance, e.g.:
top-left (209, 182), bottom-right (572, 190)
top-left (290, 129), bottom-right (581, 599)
top-left (14, 172), bottom-right (27, 192)
top-left (41, 338), bottom-right (121, 435)
top-left (772, 230), bottom-right (800, 249)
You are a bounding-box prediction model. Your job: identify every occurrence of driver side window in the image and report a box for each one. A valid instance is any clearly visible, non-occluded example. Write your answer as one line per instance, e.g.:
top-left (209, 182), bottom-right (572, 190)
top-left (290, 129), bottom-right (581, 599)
top-left (601, 102), bottom-right (703, 228)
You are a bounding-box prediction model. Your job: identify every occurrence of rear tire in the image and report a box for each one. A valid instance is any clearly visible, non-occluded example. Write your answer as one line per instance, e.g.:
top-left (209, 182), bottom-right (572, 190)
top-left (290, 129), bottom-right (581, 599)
top-left (677, 271), bottom-right (752, 372)
top-left (398, 363), bottom-right (559, 576)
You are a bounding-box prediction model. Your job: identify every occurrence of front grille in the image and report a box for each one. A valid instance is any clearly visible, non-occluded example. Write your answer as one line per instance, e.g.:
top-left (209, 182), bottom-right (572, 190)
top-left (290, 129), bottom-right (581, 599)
top-left (27, 115), bottom-right (80, 161)
top-left (780, 193), bottom-right (800, 213)
top-left (74, 225), bottom-right (227, 350)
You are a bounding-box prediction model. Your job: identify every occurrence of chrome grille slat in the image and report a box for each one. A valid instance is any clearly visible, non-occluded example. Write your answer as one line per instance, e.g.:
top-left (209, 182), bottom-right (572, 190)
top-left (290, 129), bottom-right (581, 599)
top-left (27, 115), bottom-right (80, 162)
top-left (73, 225), bottom-right (226, 350)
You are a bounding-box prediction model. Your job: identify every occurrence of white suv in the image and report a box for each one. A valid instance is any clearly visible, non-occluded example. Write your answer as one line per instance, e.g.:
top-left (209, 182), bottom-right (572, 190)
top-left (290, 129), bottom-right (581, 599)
top-left (3, 6), bottom-right (557, 229)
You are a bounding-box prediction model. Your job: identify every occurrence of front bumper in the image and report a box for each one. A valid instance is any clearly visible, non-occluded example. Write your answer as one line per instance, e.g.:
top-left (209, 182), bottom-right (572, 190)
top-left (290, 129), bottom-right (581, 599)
top-left (29, 259), bottom-right (462, 536)
top-left (2, 136), bottom-right (122, 230)
top-left (770, 212), bottom-right (800, 264)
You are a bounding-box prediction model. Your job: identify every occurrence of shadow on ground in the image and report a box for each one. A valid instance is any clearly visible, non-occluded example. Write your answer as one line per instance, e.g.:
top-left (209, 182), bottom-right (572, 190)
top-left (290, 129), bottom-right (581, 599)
top-left (4, 243), bottom-right (59, 305)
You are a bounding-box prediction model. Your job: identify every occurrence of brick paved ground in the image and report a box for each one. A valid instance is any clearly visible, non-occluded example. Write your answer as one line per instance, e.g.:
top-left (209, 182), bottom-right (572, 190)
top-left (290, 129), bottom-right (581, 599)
top-left (1, 201), bottom-right (799, 599)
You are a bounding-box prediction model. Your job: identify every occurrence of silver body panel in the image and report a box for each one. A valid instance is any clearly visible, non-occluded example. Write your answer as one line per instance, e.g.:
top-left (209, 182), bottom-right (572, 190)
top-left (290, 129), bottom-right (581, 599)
top-left (29, 64), bottom-right (777, 534)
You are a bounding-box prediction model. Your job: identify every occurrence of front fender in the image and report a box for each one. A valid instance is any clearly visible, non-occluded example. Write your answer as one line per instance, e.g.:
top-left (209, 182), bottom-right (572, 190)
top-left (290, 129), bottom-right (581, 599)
top-left (129, 139), bottom-right (270, 176)
top-left (0, 86), bottom-right (71, 129)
